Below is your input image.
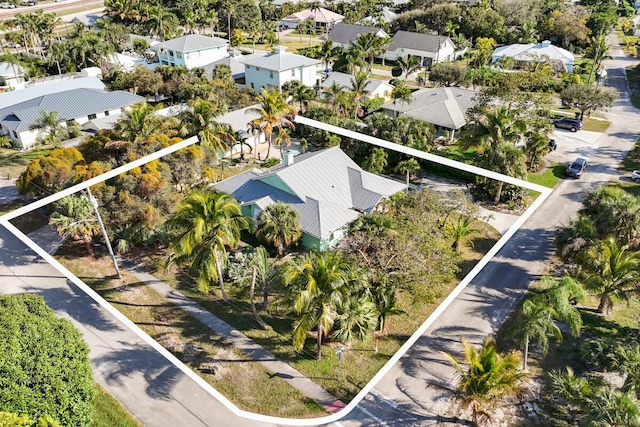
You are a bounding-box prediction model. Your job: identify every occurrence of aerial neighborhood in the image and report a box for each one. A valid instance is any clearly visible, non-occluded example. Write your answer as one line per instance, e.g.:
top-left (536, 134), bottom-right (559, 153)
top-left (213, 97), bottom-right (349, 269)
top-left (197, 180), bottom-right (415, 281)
top-left (1, 0), bottom-right (640, 426)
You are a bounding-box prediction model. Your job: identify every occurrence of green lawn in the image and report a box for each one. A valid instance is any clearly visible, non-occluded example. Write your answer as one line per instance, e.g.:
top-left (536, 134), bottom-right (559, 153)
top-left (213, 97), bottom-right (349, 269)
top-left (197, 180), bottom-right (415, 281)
top-left (527, 163), bottom-right (564, 188)
top-left (626, 64), bottom-right (640, 109)
top-left (0, 145), bottom-right (53, 179)
top-left (92, 385), bottom-right (141, 427)
top-left (549, 111), bottom-right (611, 133)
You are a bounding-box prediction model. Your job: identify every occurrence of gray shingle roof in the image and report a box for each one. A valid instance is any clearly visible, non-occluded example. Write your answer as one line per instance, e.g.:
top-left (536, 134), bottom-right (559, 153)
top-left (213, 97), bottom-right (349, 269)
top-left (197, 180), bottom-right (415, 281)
top-left (239, 47), bottom-right (320, 72)
top-left (382, 87), bottom-right (477, 130)
top-left (327, 24), bottom-right (385, 45)
top-left (215, 147), bottom-right (405, 239)
top-left (155, 35), bottom-right (229, 53)
top-left (387, 31), bottom-right (454, 53)
top-left (0, 88), bottom-right (144, 132)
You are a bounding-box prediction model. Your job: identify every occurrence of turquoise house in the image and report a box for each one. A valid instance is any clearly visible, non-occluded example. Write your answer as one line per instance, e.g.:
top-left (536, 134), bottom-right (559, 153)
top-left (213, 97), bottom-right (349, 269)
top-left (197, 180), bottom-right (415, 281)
top-left (154, 34), bottom-right (230, 70)
top-left (215, 147), bottom-right (406, 251)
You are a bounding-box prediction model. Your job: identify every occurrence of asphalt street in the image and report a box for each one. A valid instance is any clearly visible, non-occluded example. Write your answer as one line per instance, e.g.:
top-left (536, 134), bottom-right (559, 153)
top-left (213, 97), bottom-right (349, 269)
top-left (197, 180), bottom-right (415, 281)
top-left (333, 33), bottom-right (640, 426)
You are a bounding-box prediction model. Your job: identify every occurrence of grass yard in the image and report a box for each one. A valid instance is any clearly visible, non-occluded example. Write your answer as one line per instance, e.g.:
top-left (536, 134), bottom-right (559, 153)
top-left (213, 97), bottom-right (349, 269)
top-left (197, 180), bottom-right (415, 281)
top-left (0, 145), bottom-right (53, 179)
top-left (549, 110), bottom-right (611, 133)
top-left (150, 219), bottom-right (500, 403)
top-left (57, 245), bottom-right (327, 418)
top-left (527, 163), bottom-right (564, 189)
top-left (626, 64), bottom-right (640, 109)
top-left (92, 385), bottom-right (142, 427)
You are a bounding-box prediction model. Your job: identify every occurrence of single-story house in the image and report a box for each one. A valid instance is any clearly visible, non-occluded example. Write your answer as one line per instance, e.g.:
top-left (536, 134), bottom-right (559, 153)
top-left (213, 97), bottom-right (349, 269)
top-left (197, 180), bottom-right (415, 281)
top-left (381, 87), bottom-right (477, 140)
top-left (358, 7), bottom-right (398, 26)
top-left (215, 103), bottom-right (266, 157)
top-left (326, 24), bottom-right (388, 49)
top-left (384, 31), bottom-right (456, 67)
top-left (0, 88), bottom-right (144, 148)
top-left (491, 40), bottom-right (575, 72)
top-left (0, 62), bottom-right (26, 90)
top-left (153, 34), bottom-right (230, 69)
top-left (240, 46), bottom-right (320, 92)
top-left (215, 146), bottom-right (406, 250)
top-left (0, 76), bottom-right (105, 110)
top-left (278, 7), bottom-right (344, 32)
top-left (320, 72), bottom-right (393, 102)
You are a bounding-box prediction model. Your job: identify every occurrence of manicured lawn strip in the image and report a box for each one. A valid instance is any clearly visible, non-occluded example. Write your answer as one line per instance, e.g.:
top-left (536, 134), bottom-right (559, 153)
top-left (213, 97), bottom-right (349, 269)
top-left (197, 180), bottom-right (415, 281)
top-left (625, 64), bottom-right (640, 109)
top-left (92, 384), bottom-right (142, 427)
top-left (57, 247), bottom-right (327, 418)
top-left (619, 138), bottom-right (640, 171)
top-left (0, 146), bottom-right (53, 179)
top-left (151, 220), bottom-right (500, 402)
top-left (549, 111), bottom-right (611, 133)
top-left (527, 164), bottom-right (564, 189)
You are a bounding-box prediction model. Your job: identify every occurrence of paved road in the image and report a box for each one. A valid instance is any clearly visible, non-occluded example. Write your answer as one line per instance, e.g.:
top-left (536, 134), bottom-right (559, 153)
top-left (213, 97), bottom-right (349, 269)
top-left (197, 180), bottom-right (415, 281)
top-left (333, 34), bottom-right (640, 426)
top-left (0, 225), bottom-right (271, 427)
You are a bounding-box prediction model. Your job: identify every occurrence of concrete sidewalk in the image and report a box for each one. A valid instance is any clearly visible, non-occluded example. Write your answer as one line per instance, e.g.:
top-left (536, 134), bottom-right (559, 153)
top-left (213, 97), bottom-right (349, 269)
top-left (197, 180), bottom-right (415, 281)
top-left (123, 262), bottom-right (346, 414)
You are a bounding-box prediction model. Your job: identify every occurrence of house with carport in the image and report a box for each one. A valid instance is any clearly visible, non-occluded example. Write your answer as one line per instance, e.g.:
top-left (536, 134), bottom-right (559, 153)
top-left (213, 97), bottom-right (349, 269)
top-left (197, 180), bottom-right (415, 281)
top-left (214, 146), bottom-right (406, 250)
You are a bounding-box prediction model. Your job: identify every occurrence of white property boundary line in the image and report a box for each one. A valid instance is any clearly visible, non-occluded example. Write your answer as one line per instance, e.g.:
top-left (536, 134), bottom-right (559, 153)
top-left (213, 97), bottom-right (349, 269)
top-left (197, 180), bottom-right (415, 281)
top-left (0, 119), bottom-right (553, 426)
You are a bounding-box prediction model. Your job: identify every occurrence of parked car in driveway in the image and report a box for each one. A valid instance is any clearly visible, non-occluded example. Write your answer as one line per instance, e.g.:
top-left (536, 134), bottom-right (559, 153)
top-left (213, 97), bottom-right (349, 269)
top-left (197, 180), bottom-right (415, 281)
top-left (553, 118), bottom-right (583, 132)
top-left (566, 158), bottom-right (588, 178)
top-left (632, 170), bottom-right (640, 183)
top-left (0, 2), bottom-right (16, 8)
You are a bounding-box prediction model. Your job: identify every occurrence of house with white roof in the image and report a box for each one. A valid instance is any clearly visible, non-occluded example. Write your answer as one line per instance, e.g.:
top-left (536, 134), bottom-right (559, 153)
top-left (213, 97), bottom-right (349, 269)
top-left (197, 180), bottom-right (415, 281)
top-left (153, 34), bottom-right (230, 69)
top-left (278, 7), bottom-right (344, 31)
top-left (0, 88), bottom-right (144, 148)
top-left (0, 62), bottom-right (26, 90)
top-left (326, 24), bottom-right (388, 50)
top-left (320, 72), bottom-right (393, 102)
top-left (358, 7), bottom-right (398, 26)
top-left (216, 103), bottom-right (266, 157)
top-left (381, 87), bottom-right (477, 140)
top-left (240, 46), bottom-right (320, 92)
top-left (215, 146), bottom-right (406, 250)
top-left (491, 40), bottom-right (575, 72)
top-left (384, 31), bottom-right (456, 67)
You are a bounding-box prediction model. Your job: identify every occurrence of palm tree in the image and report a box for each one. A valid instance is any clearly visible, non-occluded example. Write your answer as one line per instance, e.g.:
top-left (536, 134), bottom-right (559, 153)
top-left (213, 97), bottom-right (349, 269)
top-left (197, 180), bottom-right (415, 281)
top-left (288, 83), bottom-right (315, 115)
top-left (166, 191), bottom-right (254, 303)
top-left (446, 216), bottom-right (479, 251)
top-left (363, 147), bottom-right (388, 173)
top-left (463, 106), bottom-right (527, 152)
top-left (179, 99), bottom-right (234, 158)
top-left (113, 102), bottom-right (165, 143)
top-left (50, 195), bottom-right (100, 256)
top-left (282, 251), bottom-right (356, 359)
top-left (516, 21), bottom-right (538, 43)
top-left (247, 88), bottom-right (296, 159)
top-left (332, 295), bottom-right (377, 346)
top-left (350, 72), bottom-right (370, 119)
top-left (147, 5), bottom-right (178, 41)
top-left (518, 298), bottom-right (562, 371)
top-left (47, 42), bottom-right (70, 75)
top-left (437, 337), bottom-right (525, 426)
top-left (29, 110), bottom-right (64, 146)
top-left (256, 202), bottom-right (302, 256)
top-left (582, 237), bottom-right (640, 315)
top-left (353, 32), bottom-right (389, 72)
top-left (555, 215), bottom-right (598, 261)
top-left (397, 56), bottom-right (421, 81)
top-left (395, 158), bottom-right (420, 188)
top-left (344, 43), bottom-right (367, 74)
top-left (324, 81), bottom-right (344, 114)
top-left (319, 39), bottom-right (337, 71)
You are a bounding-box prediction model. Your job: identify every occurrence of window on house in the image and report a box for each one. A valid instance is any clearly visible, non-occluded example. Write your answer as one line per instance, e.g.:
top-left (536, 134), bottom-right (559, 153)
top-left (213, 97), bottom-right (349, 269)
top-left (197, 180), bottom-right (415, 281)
top-left (88, 113), bottom-right (97, 120)
top-left (256, 67), bottom-right (260, 71)
top-left (269, 71), bottom-right (273, 79)
top-left (176, 52), bottom-right (182, 59)
top-left (292, 69), bottom-right (295, 76)
top-left (66, 120), bottom-right (74, 126)
top-left (168, 50), bottom-right (174, 57)
top-left (104, 111), bottom-right (110, 116)
top-left (251, 83), bottom-right (254, 89)
top-left (246, 65), bottom-right (251, 70)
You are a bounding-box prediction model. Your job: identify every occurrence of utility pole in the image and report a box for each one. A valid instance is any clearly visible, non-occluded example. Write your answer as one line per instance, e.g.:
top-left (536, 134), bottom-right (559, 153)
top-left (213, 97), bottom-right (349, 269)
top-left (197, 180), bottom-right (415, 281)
top-left (87, 187), bottom-right (121, 279)
top-left (587, 30), bottom-right (604, 85)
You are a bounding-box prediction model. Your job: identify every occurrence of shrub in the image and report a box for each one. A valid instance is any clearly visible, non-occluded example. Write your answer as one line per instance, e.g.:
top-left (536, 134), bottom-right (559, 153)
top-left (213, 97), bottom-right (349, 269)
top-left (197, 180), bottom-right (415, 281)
top-left (0, 294), bottom-right (96, 426)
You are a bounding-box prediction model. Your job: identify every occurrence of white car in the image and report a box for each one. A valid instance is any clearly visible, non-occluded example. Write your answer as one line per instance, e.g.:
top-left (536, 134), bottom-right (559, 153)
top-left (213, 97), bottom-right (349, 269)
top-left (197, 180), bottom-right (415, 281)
top-left (632, 170), bottom-right (640, 183)
top-left (0, 2), bottom-right (16, 8)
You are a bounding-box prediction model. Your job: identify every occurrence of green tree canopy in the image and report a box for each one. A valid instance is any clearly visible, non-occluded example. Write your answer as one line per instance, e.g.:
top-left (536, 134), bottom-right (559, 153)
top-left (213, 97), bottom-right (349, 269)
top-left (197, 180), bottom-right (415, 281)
top-left (0, 294), bottom-right (96, 426)
top-left (560, 84), bottom-right (616, 121)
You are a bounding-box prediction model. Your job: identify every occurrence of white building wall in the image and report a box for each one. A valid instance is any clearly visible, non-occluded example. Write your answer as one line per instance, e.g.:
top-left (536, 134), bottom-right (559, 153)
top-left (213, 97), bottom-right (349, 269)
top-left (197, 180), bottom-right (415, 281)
top-left (245, 64), bottom-right (319, 92)
top-left (184, 46), bottom-right (229, 68)
top-left (384, 40), bottom-right (456, 65)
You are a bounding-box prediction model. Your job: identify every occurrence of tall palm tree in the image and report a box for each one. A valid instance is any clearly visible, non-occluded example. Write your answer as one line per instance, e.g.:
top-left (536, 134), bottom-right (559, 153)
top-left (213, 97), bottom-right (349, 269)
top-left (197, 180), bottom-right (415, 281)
top-left (282, 251), bottom-right (355, 359)
top-left (463, 106), bottom-right (527, 152)
top-left (256, 202), bottom-right (302, 256)
top-left (247, 88), bottom-right (296, 159)
top-left (47, 42), bottom-right (70, 75)
top-left (391, 80), bottom-right (412, 117)
top-left (166, 191), bottom-right (254, 302)
top-left (50, 195), bottom-right (100, 256)
top-left (395, 158), bottom-right (420, 188)
top-left (518, 298), bottom-right (562, 371)
top-left (582, 237), bottom-right (640, 314)
top-left (344, 43), bottom-right (367, 74)
top-left (350, 72), bottom-right (370, 119)
top-left (179, 99), bottom-right (234, 158)
top-left (580, 186), bottom-right (640, 247)
top-left (353, 32), bottom-right (389, 72)
top-left (146, 5), bottom-right (178, 41)
top-left (397, 56), bottom-right (421, 81)
top-left (319, 39), bottom-right (337, 71)
top-left (288, 83), bottom-right (315, 115)
top-left (324, 81), bottom-right (344, 114)
top-left (437, 337), bottom-right (526, 426)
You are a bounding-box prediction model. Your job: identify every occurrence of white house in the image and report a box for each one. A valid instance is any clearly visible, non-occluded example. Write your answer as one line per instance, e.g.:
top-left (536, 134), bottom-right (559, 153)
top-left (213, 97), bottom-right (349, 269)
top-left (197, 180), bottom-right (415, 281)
top-left (0, 88), bottom-right (144, 148)
top-left (153, 34), bottom-right (230, 69)
top-left (240, 46), bottom-right (320, 92)
top-left (358, 7), bottom-right (398, 26)
top-left (326, 24), bottom-right (388, 50)
top-left (491, 40), bottom-right (575, 72)
top-left (278, 7), bottom-right (344, 31)
top-left (320, 72), bottom-right (393, 102)
top-left (0, 62), bottom-right (26, 90)
top-left (216, 103), bottom-right (266, 158)
top-left (384, 31), bottom-right (456, 67)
